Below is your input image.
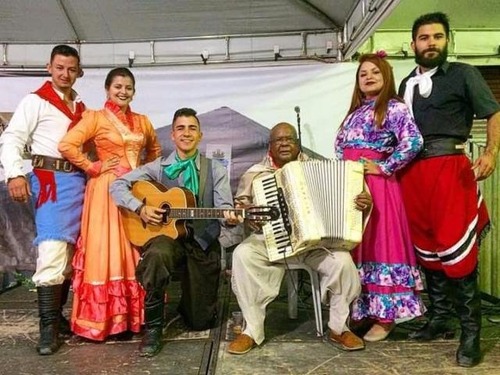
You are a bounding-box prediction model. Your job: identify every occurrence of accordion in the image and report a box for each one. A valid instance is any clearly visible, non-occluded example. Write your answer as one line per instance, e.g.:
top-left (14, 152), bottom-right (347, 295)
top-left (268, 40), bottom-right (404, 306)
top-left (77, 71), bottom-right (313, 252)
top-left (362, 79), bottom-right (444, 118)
top-left (252, 159), bottom-right (364, 262)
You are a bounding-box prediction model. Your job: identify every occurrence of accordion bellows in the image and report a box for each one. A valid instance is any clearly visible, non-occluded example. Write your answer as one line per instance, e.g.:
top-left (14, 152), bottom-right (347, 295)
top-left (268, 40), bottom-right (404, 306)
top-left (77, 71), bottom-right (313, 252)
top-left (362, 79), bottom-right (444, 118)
top-left (253, 159), bottom-right (364, 261)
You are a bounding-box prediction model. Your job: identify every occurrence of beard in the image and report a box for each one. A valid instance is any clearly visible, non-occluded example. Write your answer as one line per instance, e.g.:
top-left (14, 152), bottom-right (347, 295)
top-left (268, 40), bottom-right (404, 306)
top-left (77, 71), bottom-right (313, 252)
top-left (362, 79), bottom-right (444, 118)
top-left (415, 44), bottom-right (448, 69)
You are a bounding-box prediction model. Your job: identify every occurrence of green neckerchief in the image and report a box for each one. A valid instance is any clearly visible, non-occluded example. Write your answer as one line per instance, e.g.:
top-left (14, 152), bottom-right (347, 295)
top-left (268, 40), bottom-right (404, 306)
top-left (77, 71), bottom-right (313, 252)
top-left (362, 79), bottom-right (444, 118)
top-left (164, 151), bottom-right (199, 195)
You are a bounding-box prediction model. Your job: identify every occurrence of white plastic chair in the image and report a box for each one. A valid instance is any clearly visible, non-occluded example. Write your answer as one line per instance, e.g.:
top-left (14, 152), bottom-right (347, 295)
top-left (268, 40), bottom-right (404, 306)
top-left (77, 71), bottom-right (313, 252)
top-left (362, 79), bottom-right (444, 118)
top-left (286, 263), bottom-right (324, 336)
top-left (224, 245), bottom-right (324, 337)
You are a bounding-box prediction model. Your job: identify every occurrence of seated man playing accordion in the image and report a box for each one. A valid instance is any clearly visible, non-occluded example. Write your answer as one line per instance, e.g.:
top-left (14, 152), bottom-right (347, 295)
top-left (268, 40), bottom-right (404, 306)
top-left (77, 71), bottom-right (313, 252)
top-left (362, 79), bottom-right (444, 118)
top-left (227, 122), bottom-right (372, 354)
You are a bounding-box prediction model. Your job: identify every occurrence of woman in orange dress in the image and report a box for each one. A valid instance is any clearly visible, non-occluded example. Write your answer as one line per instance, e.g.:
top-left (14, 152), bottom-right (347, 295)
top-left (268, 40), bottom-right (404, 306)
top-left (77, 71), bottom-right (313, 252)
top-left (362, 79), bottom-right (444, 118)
top-left (59, 67), bottom-right (161, 341)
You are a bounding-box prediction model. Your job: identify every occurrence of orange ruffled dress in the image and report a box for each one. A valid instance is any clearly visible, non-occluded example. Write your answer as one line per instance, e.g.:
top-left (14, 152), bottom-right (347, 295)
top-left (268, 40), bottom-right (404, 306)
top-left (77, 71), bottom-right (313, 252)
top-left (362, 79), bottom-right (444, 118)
top-left (59, 104), bottom-right (161, 341)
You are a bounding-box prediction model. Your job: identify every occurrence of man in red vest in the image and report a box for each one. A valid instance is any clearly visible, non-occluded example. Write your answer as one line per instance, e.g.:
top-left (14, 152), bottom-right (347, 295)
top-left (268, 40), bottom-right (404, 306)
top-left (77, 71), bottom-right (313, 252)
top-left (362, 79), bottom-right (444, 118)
top-left (0, 45), bottom-right (86, 355)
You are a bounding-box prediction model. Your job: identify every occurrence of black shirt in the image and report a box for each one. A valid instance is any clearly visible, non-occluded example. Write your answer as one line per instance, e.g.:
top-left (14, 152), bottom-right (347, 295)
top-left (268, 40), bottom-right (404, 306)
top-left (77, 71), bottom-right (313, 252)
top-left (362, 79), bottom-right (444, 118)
top-left (398, 62), bottom-right (500, 142)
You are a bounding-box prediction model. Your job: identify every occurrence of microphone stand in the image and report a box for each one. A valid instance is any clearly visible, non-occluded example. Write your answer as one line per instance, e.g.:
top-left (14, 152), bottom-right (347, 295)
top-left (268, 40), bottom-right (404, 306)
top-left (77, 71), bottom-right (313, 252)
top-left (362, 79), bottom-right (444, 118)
top-left (296, 111), bottom-right (302, 151)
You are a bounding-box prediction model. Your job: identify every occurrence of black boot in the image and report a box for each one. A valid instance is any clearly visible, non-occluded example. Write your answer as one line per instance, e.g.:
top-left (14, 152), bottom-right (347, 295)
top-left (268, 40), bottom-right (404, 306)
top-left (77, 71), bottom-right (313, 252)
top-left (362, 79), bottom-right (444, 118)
top-left (59, 279), bottom-right (72, 337)
top-left (139, 289), bottom-right (165, 357)
top-left (36, 285), bottom-right (62, 355)
top-left (409, 269), bottom-right (455, 340)
top-left (453, 270), bottom-right (482, 367)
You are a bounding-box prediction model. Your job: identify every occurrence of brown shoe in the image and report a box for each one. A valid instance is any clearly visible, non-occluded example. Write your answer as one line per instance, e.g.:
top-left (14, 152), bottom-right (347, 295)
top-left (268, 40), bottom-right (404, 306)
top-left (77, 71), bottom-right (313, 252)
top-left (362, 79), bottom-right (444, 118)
top-left (328, 330), bottom-right (365, 351)
top-left (227, 334), bottom-right (256, 355)
top-left (363, 322), bottom-right (395, 342)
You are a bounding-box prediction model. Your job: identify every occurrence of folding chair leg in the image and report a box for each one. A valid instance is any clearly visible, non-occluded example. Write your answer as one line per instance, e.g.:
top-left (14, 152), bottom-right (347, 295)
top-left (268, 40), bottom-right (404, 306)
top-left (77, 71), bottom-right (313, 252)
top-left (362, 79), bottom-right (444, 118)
top-left (308, 271), bottom-right (324, 336)
top-left (287, 270), bottom-right (299, 319)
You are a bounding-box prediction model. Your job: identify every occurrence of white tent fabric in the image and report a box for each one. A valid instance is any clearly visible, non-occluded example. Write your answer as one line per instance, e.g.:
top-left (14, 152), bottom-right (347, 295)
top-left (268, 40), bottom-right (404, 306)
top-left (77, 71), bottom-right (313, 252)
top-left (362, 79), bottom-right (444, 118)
top-left (0, 59), bottom-right (417, 161)
top-left (0, 0), bottom-right (401, 68)
top-left (1, 0), bottom-right (498, 70)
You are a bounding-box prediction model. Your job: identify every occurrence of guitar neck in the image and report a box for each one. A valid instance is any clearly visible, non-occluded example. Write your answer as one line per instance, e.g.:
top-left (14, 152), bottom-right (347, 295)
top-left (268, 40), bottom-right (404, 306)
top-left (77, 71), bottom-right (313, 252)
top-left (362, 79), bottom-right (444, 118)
top-left (168, 208), bottom-right (244, 219)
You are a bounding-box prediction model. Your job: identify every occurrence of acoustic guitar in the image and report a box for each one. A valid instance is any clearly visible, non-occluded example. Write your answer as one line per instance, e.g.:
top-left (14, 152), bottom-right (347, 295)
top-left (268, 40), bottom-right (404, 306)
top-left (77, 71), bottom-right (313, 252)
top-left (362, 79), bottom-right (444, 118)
top-left (120, 180), bottom-right (280, 246)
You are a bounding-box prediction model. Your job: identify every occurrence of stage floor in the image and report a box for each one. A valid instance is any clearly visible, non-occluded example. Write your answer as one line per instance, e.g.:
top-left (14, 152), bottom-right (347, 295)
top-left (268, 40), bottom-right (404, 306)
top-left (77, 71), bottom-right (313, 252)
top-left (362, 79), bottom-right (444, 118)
top-left (0, 274), bottom-right (499, 375)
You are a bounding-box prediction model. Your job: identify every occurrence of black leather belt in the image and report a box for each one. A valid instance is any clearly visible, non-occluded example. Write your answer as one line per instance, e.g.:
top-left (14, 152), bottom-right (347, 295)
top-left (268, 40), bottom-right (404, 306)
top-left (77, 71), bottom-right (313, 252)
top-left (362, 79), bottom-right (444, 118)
top-left (418, 138), bottom-right (466, 159)
top-left (32, 154), bottom-right (77, 173)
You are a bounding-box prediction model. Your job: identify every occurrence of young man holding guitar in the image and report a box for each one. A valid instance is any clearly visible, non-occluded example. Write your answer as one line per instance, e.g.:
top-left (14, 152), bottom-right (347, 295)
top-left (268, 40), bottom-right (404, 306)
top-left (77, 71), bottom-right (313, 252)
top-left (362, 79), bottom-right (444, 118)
top-left (110, 107), bottom-right (243, 357)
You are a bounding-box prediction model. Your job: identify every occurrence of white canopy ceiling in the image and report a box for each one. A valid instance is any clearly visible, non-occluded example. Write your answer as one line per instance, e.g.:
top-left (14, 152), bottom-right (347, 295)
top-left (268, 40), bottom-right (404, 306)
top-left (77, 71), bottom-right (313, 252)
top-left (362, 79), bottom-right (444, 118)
top-left (0, 0), bottom-right (401, 70)
top-left (2, 0), bottom-right (356, 42)
top-left (0, 0), bottom-right (498, 71)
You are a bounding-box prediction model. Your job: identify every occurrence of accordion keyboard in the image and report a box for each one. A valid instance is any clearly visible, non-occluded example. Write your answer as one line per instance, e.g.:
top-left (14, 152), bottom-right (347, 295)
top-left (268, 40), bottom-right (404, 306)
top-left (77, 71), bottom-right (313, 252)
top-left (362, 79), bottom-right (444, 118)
top-left (252, 174), bottom-right (294, 260)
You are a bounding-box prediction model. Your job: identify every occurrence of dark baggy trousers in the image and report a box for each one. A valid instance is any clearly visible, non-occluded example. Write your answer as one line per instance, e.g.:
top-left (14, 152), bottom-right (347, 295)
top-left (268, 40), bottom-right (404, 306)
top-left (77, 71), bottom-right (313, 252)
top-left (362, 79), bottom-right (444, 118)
top-left (136, 235), bottom-right (221, 330)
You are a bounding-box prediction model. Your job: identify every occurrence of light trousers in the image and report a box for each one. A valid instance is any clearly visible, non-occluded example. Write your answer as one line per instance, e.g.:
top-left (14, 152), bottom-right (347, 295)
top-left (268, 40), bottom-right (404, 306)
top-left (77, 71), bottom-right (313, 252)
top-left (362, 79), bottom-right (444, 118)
top-left (32, 240), bottom-right (73, 286)
top-left (231, 233), bottom-right (361, 345)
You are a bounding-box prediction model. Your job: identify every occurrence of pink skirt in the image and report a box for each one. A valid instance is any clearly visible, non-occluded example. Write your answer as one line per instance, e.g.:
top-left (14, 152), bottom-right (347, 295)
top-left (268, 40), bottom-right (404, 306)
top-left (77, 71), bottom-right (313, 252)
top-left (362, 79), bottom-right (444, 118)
top-left (343, 148), bottom-right (425, 321)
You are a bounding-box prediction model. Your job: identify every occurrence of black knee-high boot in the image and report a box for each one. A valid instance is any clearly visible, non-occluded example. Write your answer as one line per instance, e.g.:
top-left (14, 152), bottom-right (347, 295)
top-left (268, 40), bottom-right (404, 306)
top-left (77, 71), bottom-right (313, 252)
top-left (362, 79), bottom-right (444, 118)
top-left (409, 269), bottom-right (455, 340)
top-left (139, 289), bottom-right (165, 357)
top-left (59, 279), bottom-right (72, 336)
top-left (453, 269), bottom-right (482, 367)
top-left (37, 285), bottom-right (62, 355)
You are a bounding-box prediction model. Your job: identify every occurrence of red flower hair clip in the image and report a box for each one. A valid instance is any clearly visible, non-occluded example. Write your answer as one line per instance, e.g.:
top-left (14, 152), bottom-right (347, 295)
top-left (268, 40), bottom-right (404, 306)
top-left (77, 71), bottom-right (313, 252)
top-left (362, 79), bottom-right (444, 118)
top-left (375, 50), bottom-right (387, 58)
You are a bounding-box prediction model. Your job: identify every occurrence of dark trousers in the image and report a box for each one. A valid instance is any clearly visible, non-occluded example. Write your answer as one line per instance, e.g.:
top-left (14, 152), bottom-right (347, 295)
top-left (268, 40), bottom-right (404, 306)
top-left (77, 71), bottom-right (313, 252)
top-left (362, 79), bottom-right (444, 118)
top-left (136, 235), bottom-right (221, 330)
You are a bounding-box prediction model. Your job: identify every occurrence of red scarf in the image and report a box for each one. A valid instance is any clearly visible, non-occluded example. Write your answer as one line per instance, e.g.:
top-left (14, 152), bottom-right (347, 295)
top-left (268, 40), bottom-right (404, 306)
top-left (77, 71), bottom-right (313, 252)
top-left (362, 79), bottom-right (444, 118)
top-left (32, 81), bottom-right (86, 208)
top-left (104, 99), bottom-right (135, 131)
top-left (34, 81), bottom-right (86, 130)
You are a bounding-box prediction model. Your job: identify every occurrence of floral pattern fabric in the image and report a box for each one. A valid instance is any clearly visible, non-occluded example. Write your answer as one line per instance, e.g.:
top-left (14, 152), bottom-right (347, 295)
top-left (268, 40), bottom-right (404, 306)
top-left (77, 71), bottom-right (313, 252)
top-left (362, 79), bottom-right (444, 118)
top-left (335, 99), bottom-right (426, 322)
top-left (335, 99), bottom-right (423, 176)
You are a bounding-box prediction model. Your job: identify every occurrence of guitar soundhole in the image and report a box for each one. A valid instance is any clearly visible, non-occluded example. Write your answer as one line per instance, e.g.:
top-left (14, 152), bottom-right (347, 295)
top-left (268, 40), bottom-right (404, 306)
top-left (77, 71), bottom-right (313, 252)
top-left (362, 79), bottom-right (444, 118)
top-left (161, 203), bottom-right (170, 223)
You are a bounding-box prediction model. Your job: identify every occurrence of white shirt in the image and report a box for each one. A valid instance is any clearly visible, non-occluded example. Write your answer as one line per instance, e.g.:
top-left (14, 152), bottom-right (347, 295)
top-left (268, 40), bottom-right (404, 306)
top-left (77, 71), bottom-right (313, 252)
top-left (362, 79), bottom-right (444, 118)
top-left (0, 88), bottom-right (82, 180)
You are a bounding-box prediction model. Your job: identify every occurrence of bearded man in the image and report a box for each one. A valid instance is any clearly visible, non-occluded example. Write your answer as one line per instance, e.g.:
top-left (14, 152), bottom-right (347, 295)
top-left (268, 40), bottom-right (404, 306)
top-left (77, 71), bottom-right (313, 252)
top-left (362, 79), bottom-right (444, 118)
top-left (397, 12), bottom-right (500, 368)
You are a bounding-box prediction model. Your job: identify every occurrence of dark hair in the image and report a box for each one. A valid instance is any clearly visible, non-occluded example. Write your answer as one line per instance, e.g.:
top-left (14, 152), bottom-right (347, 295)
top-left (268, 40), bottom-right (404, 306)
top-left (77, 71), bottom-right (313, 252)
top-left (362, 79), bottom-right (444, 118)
top-left (412, 12), bottom-right (450, 41)
top-left (50, 44), bottom-right (80, 64)
top-left (172, 107), bottom-right (200, 126)
top-left (104, 67), bottom-right (136, 91)
top-left (343, 53), bottom-right (400, 128)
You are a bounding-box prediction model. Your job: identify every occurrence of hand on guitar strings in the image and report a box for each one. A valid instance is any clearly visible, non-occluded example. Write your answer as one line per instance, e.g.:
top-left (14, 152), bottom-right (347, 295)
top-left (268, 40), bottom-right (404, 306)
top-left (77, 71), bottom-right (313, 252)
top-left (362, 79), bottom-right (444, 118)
top-left (354, 191), bottom-right (372, 212)
top-left (139, 205), bottom-right (166, 226)
top-left (223, 210), bottom-right (244, 226)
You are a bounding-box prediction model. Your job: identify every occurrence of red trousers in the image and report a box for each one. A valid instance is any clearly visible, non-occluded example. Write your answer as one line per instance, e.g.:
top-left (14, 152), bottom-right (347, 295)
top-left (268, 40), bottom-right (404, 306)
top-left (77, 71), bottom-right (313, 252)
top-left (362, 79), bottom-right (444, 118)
top-left (398, 155), bottom-right (489, 278)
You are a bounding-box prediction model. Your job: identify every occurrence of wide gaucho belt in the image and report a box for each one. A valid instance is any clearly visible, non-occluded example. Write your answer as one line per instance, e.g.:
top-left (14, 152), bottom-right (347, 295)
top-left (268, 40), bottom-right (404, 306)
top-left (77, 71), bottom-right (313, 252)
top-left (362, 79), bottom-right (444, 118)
top-left (419, 138), bottom-right (466, 159)
top-left (32, 154), bottom-right (77, 173)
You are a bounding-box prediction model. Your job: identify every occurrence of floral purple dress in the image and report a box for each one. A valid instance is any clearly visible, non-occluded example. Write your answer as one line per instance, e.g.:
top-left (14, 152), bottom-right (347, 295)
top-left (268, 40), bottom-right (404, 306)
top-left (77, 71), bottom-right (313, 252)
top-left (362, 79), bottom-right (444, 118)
top-left (335, 98), bottom-right (426, 322)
